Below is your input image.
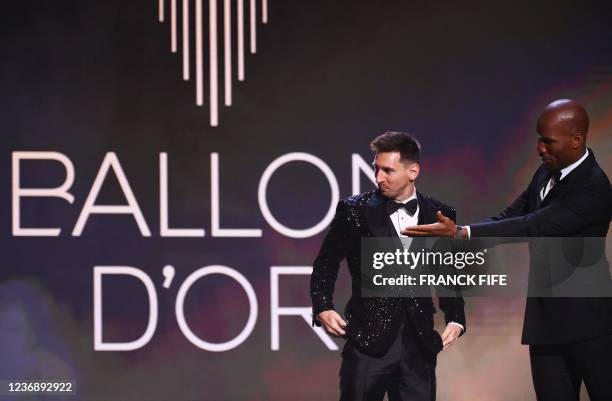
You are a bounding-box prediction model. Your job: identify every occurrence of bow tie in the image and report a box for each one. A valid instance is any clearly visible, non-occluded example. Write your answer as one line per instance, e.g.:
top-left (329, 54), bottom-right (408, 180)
top-left (386, 199), bottom-right (418, 216)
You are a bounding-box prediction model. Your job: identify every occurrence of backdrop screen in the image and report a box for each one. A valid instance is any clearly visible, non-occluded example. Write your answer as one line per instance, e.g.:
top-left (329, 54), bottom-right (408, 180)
top-left (2, 0), bottom-right (611, 400)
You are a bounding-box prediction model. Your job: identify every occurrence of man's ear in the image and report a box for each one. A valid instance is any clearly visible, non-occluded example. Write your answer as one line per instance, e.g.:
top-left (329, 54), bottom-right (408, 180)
top-left (408, 162), bottom-right (420, 181)
top-left (572, 132), bottom-right (586, 149)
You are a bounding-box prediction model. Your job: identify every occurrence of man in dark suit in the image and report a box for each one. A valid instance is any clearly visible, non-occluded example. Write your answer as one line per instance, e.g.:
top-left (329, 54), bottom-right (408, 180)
top-left (404, 99), bottom-right (612, 401)
top-left (310, 132), bottom-right (466, 401)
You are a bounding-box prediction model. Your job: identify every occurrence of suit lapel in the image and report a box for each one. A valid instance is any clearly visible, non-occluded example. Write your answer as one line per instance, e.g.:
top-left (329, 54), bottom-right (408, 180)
top-left (533, 169), bottom-right (549, 209)
top-left (539, 180), bottom-right (567, 208)
top-left (416, 192), bottom-right (435, 224)
top-left (363, 190), bottom-right (396, 238)
top-left (363, 190), bottom-right (405, 253)
top-left (538, 149), bottom-right (596, 209)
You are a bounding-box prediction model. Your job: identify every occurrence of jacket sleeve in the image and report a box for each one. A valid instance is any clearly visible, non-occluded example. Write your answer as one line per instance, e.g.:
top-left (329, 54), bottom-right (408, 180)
top-left (470, 183), bottom-right (609, 237)
top-left (310, 200), bottom-right (351, 326)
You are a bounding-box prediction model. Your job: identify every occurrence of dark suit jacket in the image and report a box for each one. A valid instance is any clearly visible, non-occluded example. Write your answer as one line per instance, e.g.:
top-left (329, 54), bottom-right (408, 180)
top-left (470, 149), bottom-right (612, 345)
top-left (310, 189), bottom-right (466, 357)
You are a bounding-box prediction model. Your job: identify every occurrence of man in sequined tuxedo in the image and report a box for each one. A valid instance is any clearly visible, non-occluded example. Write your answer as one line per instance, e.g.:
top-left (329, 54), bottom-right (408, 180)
top-left (310, 132), bottom-right (466, 401)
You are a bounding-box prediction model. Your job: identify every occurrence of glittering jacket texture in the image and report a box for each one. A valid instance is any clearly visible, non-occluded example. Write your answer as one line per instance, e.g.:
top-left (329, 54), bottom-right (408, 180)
top-left (310, 189), bottom-right (466, 357)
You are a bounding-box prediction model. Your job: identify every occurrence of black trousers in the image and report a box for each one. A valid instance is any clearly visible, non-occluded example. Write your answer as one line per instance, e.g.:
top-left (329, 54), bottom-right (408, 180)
top-left (339, 323), bottom-right (437, 401)
top-left (529, 333), bottom-right (612, 401)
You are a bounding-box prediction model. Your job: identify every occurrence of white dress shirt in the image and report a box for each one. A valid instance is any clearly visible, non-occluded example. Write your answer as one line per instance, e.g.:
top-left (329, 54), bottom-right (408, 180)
top-left (389, 190), bottom-right (419, 250)
top-left (388, 188), bottom-right (464, 332)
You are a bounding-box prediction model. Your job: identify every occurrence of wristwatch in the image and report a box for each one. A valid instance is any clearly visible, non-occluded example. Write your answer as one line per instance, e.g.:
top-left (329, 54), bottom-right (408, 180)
top-left (454, 225), bottom-right (464, 240)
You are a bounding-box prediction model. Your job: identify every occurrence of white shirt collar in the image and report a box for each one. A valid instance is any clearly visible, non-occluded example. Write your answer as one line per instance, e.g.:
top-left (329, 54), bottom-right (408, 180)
top-left (559, 149), bottom-right (589, 181)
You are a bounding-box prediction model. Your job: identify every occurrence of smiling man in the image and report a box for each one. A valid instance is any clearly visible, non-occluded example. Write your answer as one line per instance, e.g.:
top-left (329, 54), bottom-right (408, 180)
top-left (310, 132), bottom-right (465, 401)
top-left (404, 99), bottom-right (612, 401)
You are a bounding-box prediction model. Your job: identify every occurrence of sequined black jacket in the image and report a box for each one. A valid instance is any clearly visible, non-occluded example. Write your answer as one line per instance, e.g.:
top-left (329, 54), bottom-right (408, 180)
top-left (310, 189), bottom-right (466, 357)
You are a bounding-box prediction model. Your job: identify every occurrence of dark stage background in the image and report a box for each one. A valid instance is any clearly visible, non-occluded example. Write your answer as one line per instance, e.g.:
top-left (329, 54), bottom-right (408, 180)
top-left (1, 0), bottom-right (612, 400)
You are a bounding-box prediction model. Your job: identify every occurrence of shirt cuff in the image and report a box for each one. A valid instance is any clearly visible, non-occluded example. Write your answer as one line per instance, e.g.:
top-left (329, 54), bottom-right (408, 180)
top-left (448, 321), bottom-right (464, 332)
top-left (465, 225), bottom-right (471, 239)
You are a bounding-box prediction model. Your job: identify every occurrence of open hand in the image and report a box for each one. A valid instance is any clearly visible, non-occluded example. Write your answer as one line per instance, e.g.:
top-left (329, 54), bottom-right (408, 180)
top-left (402, 211), bottom-right (457, 237)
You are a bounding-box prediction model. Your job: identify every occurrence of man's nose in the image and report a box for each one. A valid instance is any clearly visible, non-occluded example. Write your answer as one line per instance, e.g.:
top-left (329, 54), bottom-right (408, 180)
top-left (537, 141), bottom-right (546, 155)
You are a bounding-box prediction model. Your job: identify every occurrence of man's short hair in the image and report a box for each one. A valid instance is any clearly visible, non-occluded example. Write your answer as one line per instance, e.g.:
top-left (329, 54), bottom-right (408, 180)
top-left (370, 131), bottom-right (421, 163)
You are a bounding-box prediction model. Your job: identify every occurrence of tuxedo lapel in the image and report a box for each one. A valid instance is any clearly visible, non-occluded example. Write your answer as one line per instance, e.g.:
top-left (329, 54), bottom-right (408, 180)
top-left (363, 190), bottom-right (396, 238)
top-left (416, 192), bottom-right (435, 224)
top-left (533, 168), bottom-right (552, 209)
top-left (410, 192), bottom-right (436, 251)
top-left (537, 149), bottom-right (596, 209)
top-left (539, 180), bottom-right (568, 208)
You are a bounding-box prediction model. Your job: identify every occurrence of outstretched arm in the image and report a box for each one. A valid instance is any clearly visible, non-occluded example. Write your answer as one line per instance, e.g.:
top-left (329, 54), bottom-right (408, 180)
top-left (401, 187), bottom-right (531, 238)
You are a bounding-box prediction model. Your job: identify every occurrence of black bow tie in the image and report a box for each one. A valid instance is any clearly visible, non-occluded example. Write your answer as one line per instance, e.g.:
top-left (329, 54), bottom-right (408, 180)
top-left (386, 199), bottom-right (418, 216)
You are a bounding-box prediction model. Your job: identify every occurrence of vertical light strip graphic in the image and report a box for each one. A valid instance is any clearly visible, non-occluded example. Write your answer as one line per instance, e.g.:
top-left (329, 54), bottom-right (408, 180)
top-left (195, 0), bottom-right (204, 105)
top-left (209, 0), bottom-right (219, 126)
top-left (157, 0), bottom-right (269, 126)
top-left (250, 0), bottom-right (257, 54)
top-left (171, 0), bottom-right (177, 52)
top-left (237, 0), bottom-right (245, 81)
top-left (224, 0), bottom-right (232, 106)
top-left (182, 0), bottom-right (190, 80)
